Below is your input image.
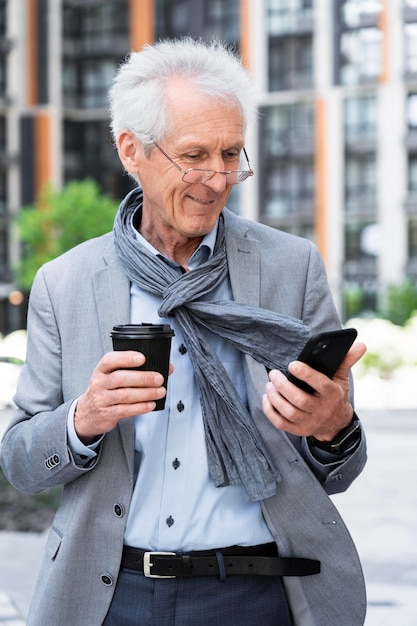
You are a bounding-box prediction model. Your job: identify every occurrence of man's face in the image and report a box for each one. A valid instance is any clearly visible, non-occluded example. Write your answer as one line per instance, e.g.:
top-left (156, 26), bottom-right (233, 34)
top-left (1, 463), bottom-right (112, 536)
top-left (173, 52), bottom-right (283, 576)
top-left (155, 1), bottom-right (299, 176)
top-left (121, 81), bottom-right (246, 243)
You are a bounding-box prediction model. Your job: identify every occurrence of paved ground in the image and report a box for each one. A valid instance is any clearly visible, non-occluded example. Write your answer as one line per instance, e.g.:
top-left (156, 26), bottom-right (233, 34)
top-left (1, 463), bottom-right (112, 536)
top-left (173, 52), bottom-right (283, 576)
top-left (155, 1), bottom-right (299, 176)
top-left (1, 401), bottom-right (416, 625)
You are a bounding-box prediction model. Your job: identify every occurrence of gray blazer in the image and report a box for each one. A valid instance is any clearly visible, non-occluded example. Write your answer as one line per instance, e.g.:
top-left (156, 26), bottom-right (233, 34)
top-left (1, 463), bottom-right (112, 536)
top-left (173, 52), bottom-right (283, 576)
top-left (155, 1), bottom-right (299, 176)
top-left (0, 209), bottom-right (367, 625)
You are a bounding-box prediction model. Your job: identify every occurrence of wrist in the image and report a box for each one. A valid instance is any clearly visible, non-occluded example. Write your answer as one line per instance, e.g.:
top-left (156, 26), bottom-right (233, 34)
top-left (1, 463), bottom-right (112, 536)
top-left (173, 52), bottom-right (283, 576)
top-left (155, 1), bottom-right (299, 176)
top-left (74, 402), bottom-right (101, 445)
top-left (308, 412), bottom-right (361, 455)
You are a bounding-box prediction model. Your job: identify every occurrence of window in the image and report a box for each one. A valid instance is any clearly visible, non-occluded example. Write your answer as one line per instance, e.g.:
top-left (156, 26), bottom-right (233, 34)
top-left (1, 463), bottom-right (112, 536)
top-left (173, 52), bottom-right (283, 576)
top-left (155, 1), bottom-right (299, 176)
top-left (63, 58), bottom-right (117, 109)
top-left (64, 120), bottom-right (119, 189)
top-left (345, 155), bottom-right (376, 212)
top-left (263, 160), bottom-right (314, 218)
top-left (269, 36), bottom-right (313, 90)
top-left (405, 23), bottom-right (417, 74)
top-left (204, 0), bottom-right (239, 41)
top-left (407, 93), bottom-right (417, 129)
top-left (0, 229), bottom-right (7, 270)
top-left (344, 94), bottom-right (376, 140)
top-left (0, 56), bottom-right (5, 97)
top-left (335, 1), bottom-right (384, 85)
top-left (263, 102), bottom-right (315, 156)
top-left (0, 115), bottom-right (5, 148)
top-left (0, 1), bottom-right (6, 38)
top-left (408, 155), bottom-right (417, 193)
top-left (339, 28), bottom-right (382, 84)
top-left (0, 170), bottom-right (6, 214)
top-left (82, 60), bottom-right (116, 109)
top-left (260, 103), bottom-right (315, 224)
top-left (341, 0), bottom-right (383, 28)
top-left (344, 221), bottom-right (378, 262)
top-left (156, 0), bottom-right (239, 44)
top-left (268, 0), bottom-right (314, 36)
top-left (63, 2), bottom-right (129, 52)
top-left (408, 217), bottom-right (417, 258)
top-left (62, 1), bottom-right (129, 109)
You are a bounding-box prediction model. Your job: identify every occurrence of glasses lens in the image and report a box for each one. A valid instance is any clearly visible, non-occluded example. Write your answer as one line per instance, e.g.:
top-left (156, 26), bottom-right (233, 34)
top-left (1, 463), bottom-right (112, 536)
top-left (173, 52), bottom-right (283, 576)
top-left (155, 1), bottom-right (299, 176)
top-left (182, 169), bottom-right (251, 185)
top-left (182, 170), bottom-right (213, 184)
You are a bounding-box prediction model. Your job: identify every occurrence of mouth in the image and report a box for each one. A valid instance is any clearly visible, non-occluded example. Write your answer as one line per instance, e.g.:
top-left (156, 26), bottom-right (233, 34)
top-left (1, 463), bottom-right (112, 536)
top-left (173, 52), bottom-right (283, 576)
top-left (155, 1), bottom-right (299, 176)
top-left (187, 194), bottom-right (216, 206)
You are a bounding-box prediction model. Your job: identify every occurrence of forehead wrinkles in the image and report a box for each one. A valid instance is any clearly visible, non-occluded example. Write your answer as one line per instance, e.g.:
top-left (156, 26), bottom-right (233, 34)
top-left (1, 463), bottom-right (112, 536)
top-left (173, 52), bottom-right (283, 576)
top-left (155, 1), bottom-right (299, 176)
top-left (163, 79), bottom-right (244, 143)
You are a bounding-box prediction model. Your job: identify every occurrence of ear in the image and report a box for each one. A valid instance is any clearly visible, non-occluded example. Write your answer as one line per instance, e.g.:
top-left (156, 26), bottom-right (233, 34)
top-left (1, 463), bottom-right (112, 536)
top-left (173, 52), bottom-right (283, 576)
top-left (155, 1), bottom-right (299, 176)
top-left (116, 131), bottom-right (144, 174)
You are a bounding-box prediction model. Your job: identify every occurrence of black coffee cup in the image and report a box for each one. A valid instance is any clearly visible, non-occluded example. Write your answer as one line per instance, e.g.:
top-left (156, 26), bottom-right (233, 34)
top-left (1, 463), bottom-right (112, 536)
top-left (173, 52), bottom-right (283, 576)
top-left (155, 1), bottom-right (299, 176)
top-left (110, 323), bottom-right (175, 411)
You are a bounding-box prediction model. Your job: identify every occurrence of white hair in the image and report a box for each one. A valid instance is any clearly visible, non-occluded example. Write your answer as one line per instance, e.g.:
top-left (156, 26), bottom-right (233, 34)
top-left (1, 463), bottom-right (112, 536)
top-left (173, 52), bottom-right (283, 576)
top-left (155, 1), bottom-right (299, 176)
top-left (108, 37), bottom-right (255, 154)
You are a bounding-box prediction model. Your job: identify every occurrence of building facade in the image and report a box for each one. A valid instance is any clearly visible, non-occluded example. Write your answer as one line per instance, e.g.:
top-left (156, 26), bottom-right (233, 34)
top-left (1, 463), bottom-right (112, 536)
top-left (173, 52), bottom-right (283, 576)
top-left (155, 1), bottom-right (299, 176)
top-left (0, 0), bottom-right (416, 333)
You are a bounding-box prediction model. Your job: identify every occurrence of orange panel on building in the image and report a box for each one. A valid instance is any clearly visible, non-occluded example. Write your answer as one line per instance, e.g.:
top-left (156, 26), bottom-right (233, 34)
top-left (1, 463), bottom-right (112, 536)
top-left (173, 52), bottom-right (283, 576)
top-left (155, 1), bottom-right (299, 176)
top-left (130, 0), bottom-right (155, 51)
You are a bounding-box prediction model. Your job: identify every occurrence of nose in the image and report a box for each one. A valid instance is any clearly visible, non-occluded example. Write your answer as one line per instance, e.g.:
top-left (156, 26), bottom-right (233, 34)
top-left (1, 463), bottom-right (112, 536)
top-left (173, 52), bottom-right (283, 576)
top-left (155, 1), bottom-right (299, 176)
top-left (202, 170), bottom-right (228, 192)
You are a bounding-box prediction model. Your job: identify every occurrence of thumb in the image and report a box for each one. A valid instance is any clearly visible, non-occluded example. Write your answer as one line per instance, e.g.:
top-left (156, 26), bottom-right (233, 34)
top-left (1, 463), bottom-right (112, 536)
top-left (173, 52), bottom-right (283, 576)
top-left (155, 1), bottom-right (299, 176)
top-left (336, 341), bottom-right (367, 380)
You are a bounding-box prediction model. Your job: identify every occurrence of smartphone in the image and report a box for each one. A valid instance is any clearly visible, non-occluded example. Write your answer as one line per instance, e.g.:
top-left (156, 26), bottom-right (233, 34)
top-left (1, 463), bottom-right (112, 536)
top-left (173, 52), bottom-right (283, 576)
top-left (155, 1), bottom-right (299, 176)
top-left (286, 328), bottom-right (358, 394)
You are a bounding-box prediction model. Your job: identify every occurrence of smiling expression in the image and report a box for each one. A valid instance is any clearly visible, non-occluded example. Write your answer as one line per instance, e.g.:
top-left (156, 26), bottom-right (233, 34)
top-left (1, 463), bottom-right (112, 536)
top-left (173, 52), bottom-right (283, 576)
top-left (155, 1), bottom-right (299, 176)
top-left (117, 78), bottom-right (246, 262)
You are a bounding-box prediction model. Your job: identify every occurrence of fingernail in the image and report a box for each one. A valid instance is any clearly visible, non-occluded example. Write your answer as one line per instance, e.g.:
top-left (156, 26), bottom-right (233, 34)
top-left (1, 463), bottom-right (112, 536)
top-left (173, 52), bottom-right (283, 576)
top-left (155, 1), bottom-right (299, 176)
top-left (154, 373), bottom-right (164, 385)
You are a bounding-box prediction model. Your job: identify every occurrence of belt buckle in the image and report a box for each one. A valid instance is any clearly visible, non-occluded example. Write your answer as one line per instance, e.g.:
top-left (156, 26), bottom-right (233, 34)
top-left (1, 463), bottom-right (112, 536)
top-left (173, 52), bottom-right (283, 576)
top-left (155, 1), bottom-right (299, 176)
top-left (143, 551), bottom-right (176, 578)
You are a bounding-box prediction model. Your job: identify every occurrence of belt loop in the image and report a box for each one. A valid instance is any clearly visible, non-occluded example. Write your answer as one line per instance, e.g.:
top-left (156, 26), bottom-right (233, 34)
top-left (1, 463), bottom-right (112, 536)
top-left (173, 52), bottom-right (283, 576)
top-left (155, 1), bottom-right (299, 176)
top-left (215, 550), bottom-right (227, 582)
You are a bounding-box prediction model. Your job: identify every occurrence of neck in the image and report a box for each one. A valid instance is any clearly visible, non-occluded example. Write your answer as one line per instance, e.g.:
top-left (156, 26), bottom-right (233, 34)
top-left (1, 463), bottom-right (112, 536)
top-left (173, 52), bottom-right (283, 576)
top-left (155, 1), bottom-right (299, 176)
top-left (138, 225), bottom-right (203, 267)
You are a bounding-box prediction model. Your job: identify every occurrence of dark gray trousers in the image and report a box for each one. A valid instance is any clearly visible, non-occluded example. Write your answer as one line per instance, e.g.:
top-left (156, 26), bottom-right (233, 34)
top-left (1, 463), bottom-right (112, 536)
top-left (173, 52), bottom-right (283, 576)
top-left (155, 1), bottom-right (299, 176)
top-left (103, 567), bottom-right (293, 625)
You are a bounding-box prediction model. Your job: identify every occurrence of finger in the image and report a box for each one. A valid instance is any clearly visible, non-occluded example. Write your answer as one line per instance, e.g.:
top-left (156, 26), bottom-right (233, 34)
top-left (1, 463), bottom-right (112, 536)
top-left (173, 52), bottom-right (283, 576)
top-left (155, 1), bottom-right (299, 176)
top-left (109, 383), bottom-right (167, 408)
top-left (107, 367), bottom-right (165, 391)
top-left (99, 350), bottom-right (147, 374)
top-left (265, 371), bottom-right (312, 423)
top-left (262, 389), bottom-right (311, 436)
top-left (335, 341), bottom-right (367, 379)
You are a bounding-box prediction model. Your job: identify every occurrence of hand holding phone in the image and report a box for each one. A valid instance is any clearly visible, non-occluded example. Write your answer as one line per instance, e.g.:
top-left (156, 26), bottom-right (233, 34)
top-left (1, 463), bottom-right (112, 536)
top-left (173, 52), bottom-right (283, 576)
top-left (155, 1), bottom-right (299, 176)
top-left (286, 328), bottom-right (358, 395)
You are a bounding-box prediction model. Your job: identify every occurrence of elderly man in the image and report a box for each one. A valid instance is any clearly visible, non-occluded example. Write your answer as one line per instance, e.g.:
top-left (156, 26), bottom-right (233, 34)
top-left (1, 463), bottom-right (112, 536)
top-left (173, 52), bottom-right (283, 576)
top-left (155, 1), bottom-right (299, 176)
top-left (1, 38), bottom-right (367, 625)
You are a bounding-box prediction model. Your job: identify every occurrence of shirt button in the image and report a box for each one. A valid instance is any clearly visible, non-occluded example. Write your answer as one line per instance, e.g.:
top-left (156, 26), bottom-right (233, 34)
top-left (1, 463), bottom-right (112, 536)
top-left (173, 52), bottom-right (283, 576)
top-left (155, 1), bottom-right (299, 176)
top-left (166, 516), bottom-right (174, 527)
top-left (179, 343), bottom-right (187, 354)
top-left (177, 401), bottom-right (184, 412)
top-left (172, 458), bottom-right (180, 470)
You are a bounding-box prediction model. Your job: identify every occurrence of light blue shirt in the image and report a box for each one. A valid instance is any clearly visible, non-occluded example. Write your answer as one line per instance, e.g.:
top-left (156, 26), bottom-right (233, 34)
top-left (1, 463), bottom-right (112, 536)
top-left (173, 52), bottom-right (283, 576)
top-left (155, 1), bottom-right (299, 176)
top-left (68, 220), bottom-right (273, 551)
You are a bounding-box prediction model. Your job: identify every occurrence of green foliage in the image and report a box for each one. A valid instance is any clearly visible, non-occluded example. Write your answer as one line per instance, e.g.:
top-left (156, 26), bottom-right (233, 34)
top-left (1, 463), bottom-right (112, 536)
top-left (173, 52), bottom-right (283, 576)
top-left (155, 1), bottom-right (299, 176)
top-left (380, 278), bottom-right (417, 326)
top-left (343, 279), bottom-right (417, 327)
top-left (343, 287), bottom-right (365, 320)
top-left (14, 179), bottom-right (119, 290)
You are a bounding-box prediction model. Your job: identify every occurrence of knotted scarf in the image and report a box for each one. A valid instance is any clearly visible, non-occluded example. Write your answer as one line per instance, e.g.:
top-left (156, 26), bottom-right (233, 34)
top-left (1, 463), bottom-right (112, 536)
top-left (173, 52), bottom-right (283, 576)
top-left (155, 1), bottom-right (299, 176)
top-left (113, 188), bottom-right (310, 501)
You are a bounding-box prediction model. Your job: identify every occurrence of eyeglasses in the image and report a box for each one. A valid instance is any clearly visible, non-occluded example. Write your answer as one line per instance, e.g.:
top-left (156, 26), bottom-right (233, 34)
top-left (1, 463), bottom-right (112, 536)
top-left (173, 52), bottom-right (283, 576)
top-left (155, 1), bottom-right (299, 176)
top-left (153, 142), bottom-right (254, 185)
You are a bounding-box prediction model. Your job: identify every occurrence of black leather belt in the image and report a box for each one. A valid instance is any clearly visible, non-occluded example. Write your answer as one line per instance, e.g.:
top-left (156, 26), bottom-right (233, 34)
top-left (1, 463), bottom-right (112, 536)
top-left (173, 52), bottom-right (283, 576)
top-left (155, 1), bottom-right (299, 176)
top-left (121, 544), bottom-right (320, 578)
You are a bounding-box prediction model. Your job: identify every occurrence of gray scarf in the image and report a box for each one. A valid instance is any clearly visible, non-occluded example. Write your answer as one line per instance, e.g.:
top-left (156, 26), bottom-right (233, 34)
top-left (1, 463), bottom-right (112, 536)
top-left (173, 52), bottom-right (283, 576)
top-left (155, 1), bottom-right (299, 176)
top-left (114, 188), bottom-right (310, 501)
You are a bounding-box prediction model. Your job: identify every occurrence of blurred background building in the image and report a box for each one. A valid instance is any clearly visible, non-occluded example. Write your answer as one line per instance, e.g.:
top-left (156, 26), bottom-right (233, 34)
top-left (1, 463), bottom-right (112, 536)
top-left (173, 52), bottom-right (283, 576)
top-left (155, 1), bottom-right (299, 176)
top-left (0, 0), bottom-right (416, 334)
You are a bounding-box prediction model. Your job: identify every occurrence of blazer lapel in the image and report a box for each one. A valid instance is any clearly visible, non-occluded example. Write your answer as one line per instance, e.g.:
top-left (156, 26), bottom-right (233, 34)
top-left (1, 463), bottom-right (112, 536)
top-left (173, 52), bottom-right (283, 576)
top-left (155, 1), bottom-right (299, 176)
top-left (224, 211), bottom-right (288, 465)
top-left (93, 256), bottom-right (130, 353)
top-left (224, 214), bottom-right (260, 308)
top-left (92, 255), bottom-right (136, 477)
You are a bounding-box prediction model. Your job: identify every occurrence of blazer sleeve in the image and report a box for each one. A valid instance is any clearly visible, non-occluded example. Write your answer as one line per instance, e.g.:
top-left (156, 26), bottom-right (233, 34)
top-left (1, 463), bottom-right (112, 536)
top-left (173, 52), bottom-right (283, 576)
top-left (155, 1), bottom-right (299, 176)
top-left (0, 265), bottom-right (102, 494)
top-left (279, 240), bottom-right (367, 493)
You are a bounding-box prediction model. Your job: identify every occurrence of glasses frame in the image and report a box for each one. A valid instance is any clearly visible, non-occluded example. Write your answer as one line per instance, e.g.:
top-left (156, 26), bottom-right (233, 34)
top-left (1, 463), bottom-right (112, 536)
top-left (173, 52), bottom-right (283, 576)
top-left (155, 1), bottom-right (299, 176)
top-left (153, 142), bottom-right (254, 185)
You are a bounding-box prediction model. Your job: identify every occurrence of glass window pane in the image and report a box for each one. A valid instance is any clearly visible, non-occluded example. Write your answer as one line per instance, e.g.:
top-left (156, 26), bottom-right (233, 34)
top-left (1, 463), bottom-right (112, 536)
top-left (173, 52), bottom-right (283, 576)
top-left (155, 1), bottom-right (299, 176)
top-left (157, 0), bottom-right (239, 43)
top-left (344, 94), bottom-right (376, 139)
top-left (408, 218), bottom-right (417, 258)
top-left (342, 0), bottom-right (383, 28)
top-left (409, 155), bottom-right (417, 192)
top-left (0, 170), bottom-right (6, 214)
top-left (405, 23), bottom-right (417, 74)
top-left (407, 94), bottom-right (417, 128)
top-left (269, 36), bottom-right (313, 90)
top-left (268, 0), bottom-right (314, 36)
top-left (340, 27), bottom-right (382, 85)
top-left (345, 155), bottom-right (376, 211)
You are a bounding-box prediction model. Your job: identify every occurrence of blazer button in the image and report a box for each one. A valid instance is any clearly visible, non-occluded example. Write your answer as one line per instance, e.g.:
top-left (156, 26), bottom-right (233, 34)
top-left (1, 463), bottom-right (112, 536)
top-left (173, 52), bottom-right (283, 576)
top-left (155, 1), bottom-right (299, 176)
top-left (113, 503), bottom-right (125, 518)
top-left (100, 573), bottom-right (114, 586)
top-left (44, 454), bottom-right (60, 470)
